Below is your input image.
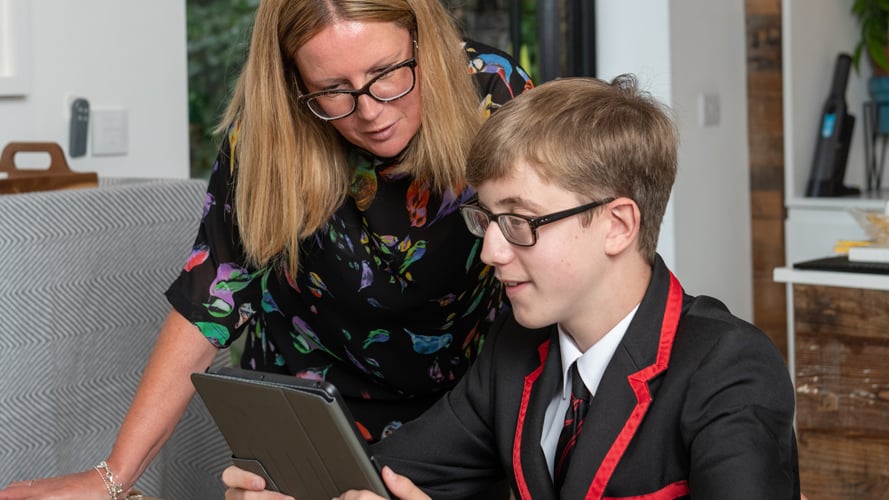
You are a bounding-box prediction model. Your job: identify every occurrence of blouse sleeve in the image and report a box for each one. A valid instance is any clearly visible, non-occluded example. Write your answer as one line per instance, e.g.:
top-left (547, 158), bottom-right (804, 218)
top-left (165, 126), bottom-right (262, 348)
top-left (464, 39), bottom-right (534, 115)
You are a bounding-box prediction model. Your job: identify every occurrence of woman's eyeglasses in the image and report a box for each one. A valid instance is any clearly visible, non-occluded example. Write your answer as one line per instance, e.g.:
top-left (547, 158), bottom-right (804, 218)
top-left (299, 43), bottom-right (418, 121)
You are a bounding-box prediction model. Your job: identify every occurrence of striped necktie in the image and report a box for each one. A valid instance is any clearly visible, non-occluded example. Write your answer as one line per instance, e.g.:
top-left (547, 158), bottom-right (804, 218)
top-left (553, 362), bottom-right (591, 490)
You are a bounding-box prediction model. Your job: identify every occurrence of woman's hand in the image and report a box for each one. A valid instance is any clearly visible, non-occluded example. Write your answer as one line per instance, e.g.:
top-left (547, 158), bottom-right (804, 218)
top-left (222, 466), bottom-right (294, 500)
top-left (0, 470), bottom-right (112, 500)
top-left (335, 466), bottom-right (431, 500)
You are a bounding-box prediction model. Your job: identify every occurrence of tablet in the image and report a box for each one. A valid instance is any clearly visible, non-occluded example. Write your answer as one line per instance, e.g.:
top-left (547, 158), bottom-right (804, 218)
top-left (191, 367), bottom-right (391, 500)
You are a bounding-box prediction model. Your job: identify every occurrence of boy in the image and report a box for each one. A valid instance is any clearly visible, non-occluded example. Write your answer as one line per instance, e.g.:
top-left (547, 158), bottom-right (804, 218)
top-left (224, 76), bottom-right (800, 499)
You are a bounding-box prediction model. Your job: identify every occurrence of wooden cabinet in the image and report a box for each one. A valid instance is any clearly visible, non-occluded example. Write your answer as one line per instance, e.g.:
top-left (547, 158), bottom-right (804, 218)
top-left (775, 268), bottom-right (889, 499)
top-left (793, 283), bottom-right (889, 498)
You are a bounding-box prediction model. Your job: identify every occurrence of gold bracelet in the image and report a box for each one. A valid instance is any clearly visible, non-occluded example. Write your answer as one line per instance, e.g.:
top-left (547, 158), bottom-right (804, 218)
top-left (94, 461), bottom-right (126, 500)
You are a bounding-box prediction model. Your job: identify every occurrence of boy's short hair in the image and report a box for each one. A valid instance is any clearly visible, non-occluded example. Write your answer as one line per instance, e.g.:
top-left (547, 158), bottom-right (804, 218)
top-left (466, 75), bottom-right (678, 263)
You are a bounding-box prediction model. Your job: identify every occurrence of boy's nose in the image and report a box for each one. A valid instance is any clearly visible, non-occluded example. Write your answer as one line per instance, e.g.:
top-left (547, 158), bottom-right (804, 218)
top-left (480, 223), bottom-right (514, 266)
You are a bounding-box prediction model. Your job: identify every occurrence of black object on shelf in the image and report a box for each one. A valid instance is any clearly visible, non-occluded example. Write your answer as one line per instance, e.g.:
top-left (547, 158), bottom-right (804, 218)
top-left (805, 53), bottom-right (860, 197)
top-left (793, 255), bottom-right (889, 275)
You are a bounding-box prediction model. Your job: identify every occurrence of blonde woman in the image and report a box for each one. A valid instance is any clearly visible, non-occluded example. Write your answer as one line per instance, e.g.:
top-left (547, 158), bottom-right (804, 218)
top-left (0, 0), bottom-right (531, 498)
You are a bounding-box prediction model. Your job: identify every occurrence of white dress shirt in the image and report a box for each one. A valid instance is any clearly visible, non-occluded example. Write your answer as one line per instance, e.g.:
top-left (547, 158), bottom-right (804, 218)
top-left (540, 305), bottom-right (639, 478)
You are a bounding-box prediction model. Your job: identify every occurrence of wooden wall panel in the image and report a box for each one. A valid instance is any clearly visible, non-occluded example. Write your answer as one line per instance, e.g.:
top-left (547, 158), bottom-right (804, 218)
top-left (746, 0), bottom-right (787, 358)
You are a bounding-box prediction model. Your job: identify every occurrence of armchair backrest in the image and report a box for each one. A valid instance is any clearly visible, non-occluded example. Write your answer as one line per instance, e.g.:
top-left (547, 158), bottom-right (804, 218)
top-left (0, 178), bottom-right (231, 498)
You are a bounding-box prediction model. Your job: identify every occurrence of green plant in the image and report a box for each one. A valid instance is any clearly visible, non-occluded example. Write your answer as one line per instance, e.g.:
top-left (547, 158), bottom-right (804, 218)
top-left (186, 0), bottom-right (258, 179)
top-left (852, 0), bottom-right (889, 75)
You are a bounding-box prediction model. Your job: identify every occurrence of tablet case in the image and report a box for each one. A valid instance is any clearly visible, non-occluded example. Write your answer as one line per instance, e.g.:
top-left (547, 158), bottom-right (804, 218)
top-left (191, 368), bottom-right (391, 499)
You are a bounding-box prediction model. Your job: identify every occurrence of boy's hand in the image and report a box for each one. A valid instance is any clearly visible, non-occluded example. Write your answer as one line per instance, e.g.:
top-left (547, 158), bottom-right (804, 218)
top-left (221, 465), bottom-right (294, 500)
top-left (335, 466), bottom-right (430, 500)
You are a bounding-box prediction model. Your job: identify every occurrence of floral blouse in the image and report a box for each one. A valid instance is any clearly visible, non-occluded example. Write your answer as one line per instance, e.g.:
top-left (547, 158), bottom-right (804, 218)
top-left (166, 40), bottom-right (532, 441)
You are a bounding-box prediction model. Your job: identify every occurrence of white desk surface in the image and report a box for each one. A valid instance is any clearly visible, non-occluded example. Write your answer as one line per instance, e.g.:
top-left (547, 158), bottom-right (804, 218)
top-left (773, 266), bottom-right (889, 291)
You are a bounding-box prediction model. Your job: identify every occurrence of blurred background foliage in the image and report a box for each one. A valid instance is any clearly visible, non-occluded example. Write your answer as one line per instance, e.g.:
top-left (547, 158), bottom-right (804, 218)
top-left (446, 0), bottom-right (539, 79)
top-left (185, 0), bottom-right (537, 179)
top-left (186, 0), bottom-right (258, 179)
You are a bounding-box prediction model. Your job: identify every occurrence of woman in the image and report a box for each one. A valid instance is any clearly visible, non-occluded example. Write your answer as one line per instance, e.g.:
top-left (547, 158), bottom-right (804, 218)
top-left (0, 0), bottom-right (531, 498)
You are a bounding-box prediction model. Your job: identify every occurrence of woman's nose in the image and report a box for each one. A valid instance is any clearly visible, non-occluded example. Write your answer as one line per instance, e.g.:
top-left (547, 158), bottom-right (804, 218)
top-left (354, 93), bottom-right (384, 120)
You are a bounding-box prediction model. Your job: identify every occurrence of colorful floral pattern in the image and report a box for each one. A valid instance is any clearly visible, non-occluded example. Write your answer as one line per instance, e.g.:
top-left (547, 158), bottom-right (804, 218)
top-left (166, 40), bottom-right (531, 441)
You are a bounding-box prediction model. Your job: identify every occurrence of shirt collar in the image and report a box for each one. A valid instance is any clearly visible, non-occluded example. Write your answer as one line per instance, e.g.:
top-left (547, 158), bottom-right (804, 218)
top-left (557, 304), bottom-right (640, 399)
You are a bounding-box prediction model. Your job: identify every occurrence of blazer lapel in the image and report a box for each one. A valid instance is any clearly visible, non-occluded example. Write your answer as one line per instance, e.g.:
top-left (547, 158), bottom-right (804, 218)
top-left (563, 256), bottom-right (684, 499)
top-left (512, 328), bottom-right (562, 500)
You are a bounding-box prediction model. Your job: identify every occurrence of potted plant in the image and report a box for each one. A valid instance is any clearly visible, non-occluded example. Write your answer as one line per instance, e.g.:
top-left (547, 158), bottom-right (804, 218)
top-left (852, 0), bottom-right (889, 76)
top-left (852, 0), bottom-right (889, 189)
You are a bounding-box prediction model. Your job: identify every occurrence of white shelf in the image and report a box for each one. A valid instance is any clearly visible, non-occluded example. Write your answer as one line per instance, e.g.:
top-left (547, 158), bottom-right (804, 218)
top-left (786, 191), bottom-right (889, 210)
top-left (773, 266), bottom-right (889, 291)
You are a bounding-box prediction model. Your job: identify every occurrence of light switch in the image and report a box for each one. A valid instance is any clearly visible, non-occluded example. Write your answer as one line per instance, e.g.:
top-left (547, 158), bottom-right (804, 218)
top-left (698, 93), bottom-right (720, 128)
top-left (91, 108), bottom-right (129, 156)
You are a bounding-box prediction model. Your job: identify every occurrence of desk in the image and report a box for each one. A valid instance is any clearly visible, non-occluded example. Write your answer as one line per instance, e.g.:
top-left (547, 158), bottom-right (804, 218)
top-left (773, 266), bottom-right (889, 498)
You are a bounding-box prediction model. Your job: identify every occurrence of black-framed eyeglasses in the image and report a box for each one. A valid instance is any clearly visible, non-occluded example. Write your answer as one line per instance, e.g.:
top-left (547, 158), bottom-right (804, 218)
top-left (298, 44), bottom-right (418, 121)
top-left (458, 197), bottom-right (616, 247)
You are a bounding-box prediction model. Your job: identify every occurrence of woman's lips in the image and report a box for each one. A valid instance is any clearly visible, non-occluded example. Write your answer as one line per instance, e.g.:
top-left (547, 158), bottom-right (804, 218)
top-left (365, 123), bottom-right (396, 141)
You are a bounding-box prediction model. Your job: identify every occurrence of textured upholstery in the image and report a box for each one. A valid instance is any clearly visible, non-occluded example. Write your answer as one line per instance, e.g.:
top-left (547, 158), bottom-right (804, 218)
top-left (0, 178), bottom-right (231, 499)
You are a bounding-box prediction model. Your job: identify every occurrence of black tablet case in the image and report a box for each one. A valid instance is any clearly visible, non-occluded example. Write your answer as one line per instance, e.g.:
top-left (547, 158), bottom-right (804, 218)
top-left (191, 368), bottom-right (390, 499)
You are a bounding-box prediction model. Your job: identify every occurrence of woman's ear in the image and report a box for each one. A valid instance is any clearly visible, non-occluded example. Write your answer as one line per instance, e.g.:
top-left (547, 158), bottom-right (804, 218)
top-left (603, 198), bottom-right (641, 256)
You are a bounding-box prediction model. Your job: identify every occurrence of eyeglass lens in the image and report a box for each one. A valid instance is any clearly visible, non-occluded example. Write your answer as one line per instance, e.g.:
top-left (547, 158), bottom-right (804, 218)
top-left (460, 206), bottom-right (536, 246)
top-left (305, 62), bottom-right (415, 120)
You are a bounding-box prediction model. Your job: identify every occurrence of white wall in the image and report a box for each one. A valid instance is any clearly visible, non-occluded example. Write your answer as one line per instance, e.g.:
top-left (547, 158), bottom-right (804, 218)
top-left (0, 0), bottom-right (189, 179)
top-left (597, 0), bottom-right (753, 321)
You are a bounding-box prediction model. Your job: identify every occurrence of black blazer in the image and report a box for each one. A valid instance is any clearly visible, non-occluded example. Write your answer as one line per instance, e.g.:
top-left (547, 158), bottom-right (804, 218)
top-left (373, 255), bottom-right (800, 499)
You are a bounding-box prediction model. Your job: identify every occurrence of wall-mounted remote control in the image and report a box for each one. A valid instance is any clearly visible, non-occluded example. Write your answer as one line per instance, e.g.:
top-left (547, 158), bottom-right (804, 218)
top-left (69, 98), bottom-right (90, 158)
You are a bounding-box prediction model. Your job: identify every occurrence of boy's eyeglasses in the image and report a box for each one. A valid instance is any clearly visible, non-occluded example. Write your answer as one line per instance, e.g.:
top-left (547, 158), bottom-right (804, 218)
top-left (298, 44), bottom-right (418, 121)
top-left (458, 197), bottom-right (615, 247)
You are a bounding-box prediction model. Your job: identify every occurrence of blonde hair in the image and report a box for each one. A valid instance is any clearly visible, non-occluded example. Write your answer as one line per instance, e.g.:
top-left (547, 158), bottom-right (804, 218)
top-left (466, 76), bottom-right (678, 263)
top-left (219, 0), bottom-right (482, 274)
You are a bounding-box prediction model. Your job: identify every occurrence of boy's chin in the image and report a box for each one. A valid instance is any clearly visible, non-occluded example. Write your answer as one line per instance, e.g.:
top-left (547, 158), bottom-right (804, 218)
top-left (511, 309), bottom-right (552, 331)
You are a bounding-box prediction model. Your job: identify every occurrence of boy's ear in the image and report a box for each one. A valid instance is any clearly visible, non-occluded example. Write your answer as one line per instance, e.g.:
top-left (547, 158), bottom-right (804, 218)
top-left (603, 198), bottom-right (640, 256)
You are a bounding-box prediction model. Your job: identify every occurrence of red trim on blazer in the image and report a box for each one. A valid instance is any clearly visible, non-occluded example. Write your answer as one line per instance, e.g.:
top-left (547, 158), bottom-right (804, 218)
top-left (603, 480), bottom-right (689, 500)
top-left (587, 272), bottom-right (683, 499)
top-left (513, 339), bottom-right (550, 500)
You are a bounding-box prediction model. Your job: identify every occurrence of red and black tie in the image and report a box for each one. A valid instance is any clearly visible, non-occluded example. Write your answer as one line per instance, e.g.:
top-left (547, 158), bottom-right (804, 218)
top-left (553, 362), bottom-right (591, 490)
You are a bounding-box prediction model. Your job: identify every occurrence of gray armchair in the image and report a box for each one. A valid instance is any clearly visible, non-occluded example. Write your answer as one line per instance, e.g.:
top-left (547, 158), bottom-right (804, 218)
top-left (0, 178), bottom-right (231, 499)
